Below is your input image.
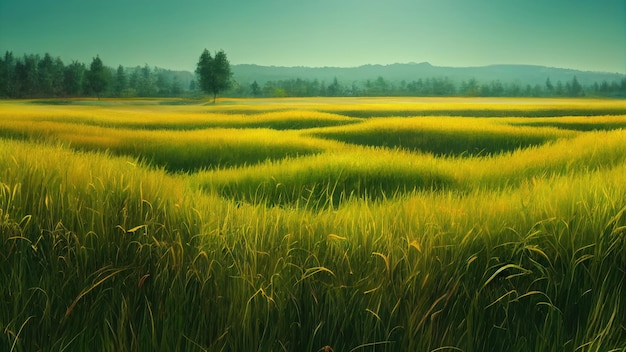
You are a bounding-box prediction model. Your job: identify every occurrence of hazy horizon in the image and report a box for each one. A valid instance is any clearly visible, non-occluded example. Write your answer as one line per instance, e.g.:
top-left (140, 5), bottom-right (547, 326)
top-left (1, 0), bottom-right (625, 74)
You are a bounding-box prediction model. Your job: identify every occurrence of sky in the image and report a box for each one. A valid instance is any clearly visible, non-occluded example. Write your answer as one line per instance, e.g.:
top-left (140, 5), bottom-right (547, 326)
top-left (1, 0), bottom-right (625, 73)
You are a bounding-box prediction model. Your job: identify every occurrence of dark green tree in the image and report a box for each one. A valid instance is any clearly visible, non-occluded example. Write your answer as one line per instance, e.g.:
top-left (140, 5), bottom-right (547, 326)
top-left (196, 49), bottom-right (232, 103)
top-left (13, 59), bottom-right (27, 97)
top-left (374, 76), bottom-right (388, 95)
top-left (327, 77), bottom-right (341, 96)
top-left (555, 81), bottom-right (564, 96)
top-left (170, 76), bottom-right (182, 96)
top-left (138, 64), bottom-right (156, 96)
top-left (51, 57), bottom-right (65, 96)
top-left (63, 61), bottom-right (85, 96)
top-left (155, 69), bottom-right (169, 96)
top-left (195, 49), bottom-right (212, 93)
top-left (250, 80), bottom-right (261, 96)
top-left (211, 50), bottom-right (232, 101)
top-left (20, 54), bottom-right (39, 97)
top-left (113, 65), bottom-right (126, 97)
top-left (37, 53), bottom-right (55, 95)
top-left (0, 51), bottom-right (15, 97)
top-left (568, 76), bottom-right (583, 97)
top-left (85, 56), bottom-right (109, 99)
top-left (462, 78), bottom-right (480, 96)
top-left (545, 77), bottom-right (554, 94)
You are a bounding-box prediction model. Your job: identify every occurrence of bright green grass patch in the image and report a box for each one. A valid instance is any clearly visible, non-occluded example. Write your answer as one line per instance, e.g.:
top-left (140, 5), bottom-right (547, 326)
top-left (308, 116), bottom-right (576, 156)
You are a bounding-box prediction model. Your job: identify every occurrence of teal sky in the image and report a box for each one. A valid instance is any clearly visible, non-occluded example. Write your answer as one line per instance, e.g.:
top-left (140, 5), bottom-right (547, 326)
top-left (1, 0), bottom-right (625, 73)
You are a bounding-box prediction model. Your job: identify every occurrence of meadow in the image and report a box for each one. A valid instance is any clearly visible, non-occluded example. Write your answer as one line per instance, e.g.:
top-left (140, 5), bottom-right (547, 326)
top-left (1, 97), bottom-right (626, 351)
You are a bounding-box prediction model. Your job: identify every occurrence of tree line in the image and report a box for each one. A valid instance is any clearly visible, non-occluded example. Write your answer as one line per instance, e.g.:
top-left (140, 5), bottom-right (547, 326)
top-left (0, 51), bottom-right (191, 99)
top-left (241, 75), bottom-right (626, 98)
top-left (2, 50), bottom-right (625, 99)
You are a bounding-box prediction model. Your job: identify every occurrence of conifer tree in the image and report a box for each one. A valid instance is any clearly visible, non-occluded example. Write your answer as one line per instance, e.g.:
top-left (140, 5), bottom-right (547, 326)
top-left (85, 55), bottom-right (108, 99)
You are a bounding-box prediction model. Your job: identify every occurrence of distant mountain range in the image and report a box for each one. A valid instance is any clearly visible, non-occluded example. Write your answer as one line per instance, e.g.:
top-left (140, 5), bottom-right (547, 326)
top-left (230, 62), bottom-right (626, 86)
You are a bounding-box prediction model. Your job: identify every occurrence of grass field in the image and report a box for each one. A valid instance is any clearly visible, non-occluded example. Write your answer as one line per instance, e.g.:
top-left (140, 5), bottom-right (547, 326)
top-left (1, 97), bottom-right (626, 351)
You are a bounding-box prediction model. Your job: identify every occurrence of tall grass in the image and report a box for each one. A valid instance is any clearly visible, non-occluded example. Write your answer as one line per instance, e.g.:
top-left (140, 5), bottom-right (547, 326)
top-left (1, 101), bottom-right (360, 130)
top-left (2, 139), bottom-right (625, 351)
top-left (0, 121), bottom-right (327, 172)
top-left (199, 129), bottom-right (626, 208)
top-left (187, 97), bottom-right (626, 117)
top-left (506, 114), bottom-right (626, 131)
top-left (197, 147), bottom-right (455, 207)
top-left (1, 98), bottom-right (625, 351)
top-left (0, 140), bottom-right (205, 350)
top-left (308, 116), bottom-right (577, 156)
top-left (0, 101), bottom-right (360, 171)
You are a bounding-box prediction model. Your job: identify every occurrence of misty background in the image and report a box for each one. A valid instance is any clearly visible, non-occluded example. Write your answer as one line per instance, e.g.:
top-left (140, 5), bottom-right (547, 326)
top-left (1, 0), bottom-right (624, 73)
top-left (1, 0), bottom-right (625, 98)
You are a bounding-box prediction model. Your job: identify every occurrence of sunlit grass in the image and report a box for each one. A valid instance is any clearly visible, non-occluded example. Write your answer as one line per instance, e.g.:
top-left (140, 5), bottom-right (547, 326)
top-left (200, 97), bottom-right (626, 117)
top-left (1, 97), bottom-right (626, 351)
top-left (0, 121), bottom-right (330, 172)
top-left (1, 100), bottom-right (359, 130)
top-left (506, 114), bottom-right (626, 131)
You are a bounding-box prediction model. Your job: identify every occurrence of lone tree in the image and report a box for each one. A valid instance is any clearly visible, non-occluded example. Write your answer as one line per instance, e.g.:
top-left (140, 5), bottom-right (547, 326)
top-left (85, 55), bottom-right (108, 99)
top-left (196, 49), bottom-right (232, 103)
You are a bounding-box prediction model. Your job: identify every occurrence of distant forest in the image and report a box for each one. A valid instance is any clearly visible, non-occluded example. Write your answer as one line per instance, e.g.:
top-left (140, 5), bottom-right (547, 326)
top-left (250, 76), bottom-right (625, 98)
top-left (2, 51), bottom-right (625, 99)
top-left (0, 52), bottom-right (192, 99)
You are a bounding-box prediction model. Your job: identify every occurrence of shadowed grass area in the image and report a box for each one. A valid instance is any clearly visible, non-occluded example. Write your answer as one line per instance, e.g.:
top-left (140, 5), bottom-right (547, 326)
top-left (196, 147), bottom-right (455, 207)
top-left (1, 103), bottom-right (354, 171)
top-left (507, 114), bottom-right (626, 131)
top-left (197, 129), bottom-right (626, 208)
top-left (308, 117), bottom-right (576, 156)
top-left (0, 122), bottom-right (325, 172)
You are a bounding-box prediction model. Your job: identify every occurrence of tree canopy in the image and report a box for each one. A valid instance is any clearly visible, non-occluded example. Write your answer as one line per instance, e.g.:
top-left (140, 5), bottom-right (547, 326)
top-left (85, 56), bottom-right (109, 99)
top-left (195, 49), bottom-right (232, 102)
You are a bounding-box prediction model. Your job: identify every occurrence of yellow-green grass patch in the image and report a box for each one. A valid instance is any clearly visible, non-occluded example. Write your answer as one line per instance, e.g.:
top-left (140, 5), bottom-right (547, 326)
top-left (1, 100), bottom-right (359, 131)
top-left (506, 114), bottom-right (626, 131)
top-left (0, 119), bottom-right (328, 171)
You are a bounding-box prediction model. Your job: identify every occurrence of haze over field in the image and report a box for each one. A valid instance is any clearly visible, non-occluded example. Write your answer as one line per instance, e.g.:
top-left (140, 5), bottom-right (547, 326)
top-left (1, 0), bottom-right (625, 74)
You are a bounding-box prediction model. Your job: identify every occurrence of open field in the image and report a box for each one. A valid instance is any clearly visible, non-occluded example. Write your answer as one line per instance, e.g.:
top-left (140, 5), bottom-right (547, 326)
top-left (1, 97), bottom-right (626, 351)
